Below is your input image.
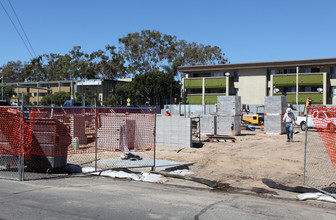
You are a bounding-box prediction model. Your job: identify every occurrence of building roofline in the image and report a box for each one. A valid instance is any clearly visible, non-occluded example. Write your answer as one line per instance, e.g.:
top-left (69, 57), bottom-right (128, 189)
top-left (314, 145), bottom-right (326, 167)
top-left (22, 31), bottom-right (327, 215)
top-left (177, 57), bottom-right (336, 73)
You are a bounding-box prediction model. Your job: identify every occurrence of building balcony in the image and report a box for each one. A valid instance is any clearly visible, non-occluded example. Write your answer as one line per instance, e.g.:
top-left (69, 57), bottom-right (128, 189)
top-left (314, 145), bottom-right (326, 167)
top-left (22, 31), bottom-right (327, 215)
top-left (273, 73), bottom-right (323, 87)
top-left (273, 92), bottom-right (322, 104)
top-left (186, 93), bottom-right (226, 105)
top-left (184, 77), bottom-right (227, 89)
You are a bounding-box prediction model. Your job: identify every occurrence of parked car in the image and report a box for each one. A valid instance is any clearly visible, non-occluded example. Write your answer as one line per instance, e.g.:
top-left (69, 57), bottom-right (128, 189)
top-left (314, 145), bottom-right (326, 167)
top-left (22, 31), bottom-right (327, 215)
top-left (296, 111), bottom-right (336, 131)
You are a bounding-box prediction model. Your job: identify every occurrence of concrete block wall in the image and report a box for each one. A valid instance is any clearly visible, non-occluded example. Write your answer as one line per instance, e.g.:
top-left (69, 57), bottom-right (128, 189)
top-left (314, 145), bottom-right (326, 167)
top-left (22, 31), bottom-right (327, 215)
top-left (133, 114), bottom-right (155, 150)
top-left (216, 96), bottom-right (241, 135)
top-left (164, 104), bottom-right (217, 116)
top-left (217, 96), bottom-right (241, 116)
top-left (216, 116), bottom-right (241, 136)
top-left (264, 96), bottom-right (288, 115)
top-left (70, 115), bottom-right (87, 144)
top-left (200, 115), bottom-right (216, 135)
top-left (97, 114), bottom-right (136, 151)
top-left (264, 115), bottom-right (286, 134)
top-left (156, 116), bottom-right (192, 148)
top-left (264, 96), bottom-right (287, 134)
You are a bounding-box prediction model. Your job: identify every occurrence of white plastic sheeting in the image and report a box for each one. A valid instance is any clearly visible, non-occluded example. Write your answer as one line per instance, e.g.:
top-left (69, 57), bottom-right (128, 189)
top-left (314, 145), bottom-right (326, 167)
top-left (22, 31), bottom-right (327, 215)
top-left (169, 169), bottom-right (194, 176)
top-left (296, 193), bottom-right (336, 203)
top-left (65, 164), bottom-right (166, 183)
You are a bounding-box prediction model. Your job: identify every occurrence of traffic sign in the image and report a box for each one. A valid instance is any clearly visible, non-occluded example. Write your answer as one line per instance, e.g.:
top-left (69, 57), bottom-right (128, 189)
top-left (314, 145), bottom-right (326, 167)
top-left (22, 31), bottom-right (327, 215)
top-left (127, 98), bottom-right (131, 103)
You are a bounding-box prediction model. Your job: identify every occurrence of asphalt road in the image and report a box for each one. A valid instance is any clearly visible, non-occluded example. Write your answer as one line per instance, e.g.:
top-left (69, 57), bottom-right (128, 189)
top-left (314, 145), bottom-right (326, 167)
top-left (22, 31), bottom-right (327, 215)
top-left (0, 176), bottom-right (335, 220)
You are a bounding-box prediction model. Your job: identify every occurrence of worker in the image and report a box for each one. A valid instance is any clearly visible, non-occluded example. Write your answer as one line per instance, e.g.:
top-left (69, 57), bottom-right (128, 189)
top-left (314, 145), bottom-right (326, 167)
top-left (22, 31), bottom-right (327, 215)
top-left (164, 110), bottom-right (171, 116)
top-left (283, 108), bottom-right (296, 142)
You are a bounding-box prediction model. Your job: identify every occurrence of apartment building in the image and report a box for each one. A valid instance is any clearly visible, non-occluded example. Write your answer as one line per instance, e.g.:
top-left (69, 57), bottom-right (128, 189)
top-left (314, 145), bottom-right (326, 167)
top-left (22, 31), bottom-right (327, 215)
top-left (178, 58), bottom-right (336, 105)
top-left (6, 79), bottom-right (128, 105)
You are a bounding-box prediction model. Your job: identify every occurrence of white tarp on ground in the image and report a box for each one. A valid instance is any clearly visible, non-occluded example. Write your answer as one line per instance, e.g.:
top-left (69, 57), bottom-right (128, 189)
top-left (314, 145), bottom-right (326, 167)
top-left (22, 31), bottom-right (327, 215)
top-left (169, 169), bottom-right (194, 176)
top-left (296, 193), bottom-right (336, 203)
top-left (97, 170), bottom-right (166, 183)
top-left (65, 164), bottom-right (166, 183)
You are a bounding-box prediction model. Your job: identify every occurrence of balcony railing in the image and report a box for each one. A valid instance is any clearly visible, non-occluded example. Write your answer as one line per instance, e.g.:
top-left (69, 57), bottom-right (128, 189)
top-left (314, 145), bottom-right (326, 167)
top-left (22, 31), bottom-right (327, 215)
top-left (184, 77), bottom-right (227, 89)
top-left (273, 92), bottom-right (322, 104)
top-left (273, 73), bottom-right (323, 87)
top-left (186, 93), bottom-right (226, 104)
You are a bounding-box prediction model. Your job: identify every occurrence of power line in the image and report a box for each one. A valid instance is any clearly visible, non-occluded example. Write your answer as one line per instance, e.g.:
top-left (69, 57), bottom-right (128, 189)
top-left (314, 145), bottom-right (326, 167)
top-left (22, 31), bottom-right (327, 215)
top-left (0, 0), bottom-right (34, 58)
top-left (7, 0), bottom-right (37, 57)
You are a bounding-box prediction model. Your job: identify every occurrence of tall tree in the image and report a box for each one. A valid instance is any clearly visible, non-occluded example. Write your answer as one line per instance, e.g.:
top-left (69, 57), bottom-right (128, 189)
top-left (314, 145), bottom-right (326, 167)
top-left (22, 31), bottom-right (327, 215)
top-left (126, 71), bottom-right (180, 107)
top-left (0, 61), bottom-right (26, 82)
top-left (119, 30), bottom-right (228, 78)
top-left (86, 45), bottom-right (126, 79)
top-left (41, 91), bottom-right (71, 106)
top-left (119, 30), bottom-right (178, 74)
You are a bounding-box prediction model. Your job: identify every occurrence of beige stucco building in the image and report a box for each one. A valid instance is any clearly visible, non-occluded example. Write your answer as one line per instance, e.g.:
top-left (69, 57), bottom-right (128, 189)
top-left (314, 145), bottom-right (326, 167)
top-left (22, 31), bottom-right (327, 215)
top-left (5, 79), bottom-right (128, 106)
top-left (178, 58), bottom-right (336, 105)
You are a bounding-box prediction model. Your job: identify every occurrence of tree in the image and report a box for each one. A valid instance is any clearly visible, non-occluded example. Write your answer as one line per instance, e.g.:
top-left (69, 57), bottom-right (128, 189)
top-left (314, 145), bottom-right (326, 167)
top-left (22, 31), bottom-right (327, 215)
top-left (75, 89), bottom-right (97, 106)
top-left (0, 61), bottom-right (26, 82)
top-left (41, 91), bottom-right (71, 106)
top-left (119, 30), bottom-right (227, 78)
top-left (85, 45), bottom-right (126, 80)
top-left (122, 71), bottom-right (180, 107)
top-left (103, 83), bottom-right (130, 106)
top-left (175, 40), bottom-right (227, 66)
top-left (0, 87), bottom-right (16, 101)
top-left (119, 30), bottom-right (178, 74)
top-left (23, 92), bottom-right (32, 105)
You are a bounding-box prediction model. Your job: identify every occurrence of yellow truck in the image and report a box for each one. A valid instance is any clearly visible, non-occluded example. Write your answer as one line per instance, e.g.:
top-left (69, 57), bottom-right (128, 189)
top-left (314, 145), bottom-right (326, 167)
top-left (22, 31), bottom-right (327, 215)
top-left (243, 114), bottom-right (264, 125)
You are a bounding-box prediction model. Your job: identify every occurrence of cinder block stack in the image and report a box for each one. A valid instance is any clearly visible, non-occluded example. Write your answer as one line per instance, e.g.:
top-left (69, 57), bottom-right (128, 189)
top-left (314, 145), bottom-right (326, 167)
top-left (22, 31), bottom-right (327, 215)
top-left (156, 117), bottom-right (192, 148)
top-left (216, 96), bottom-right (241, 136)
top-left (97, 114), bottom-right (135, 151)
top-left (264, 96), bottom-right (288, 134)
top-left (70, 115), bottom-right (88, 144)
top-left (200, 115), bottom-right (216, 135)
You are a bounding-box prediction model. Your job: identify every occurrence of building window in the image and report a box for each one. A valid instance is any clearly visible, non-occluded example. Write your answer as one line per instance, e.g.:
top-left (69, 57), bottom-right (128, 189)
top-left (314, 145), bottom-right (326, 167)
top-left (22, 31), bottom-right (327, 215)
top-left (233, 71), bottom-right (239, 82)
top-left (311, 68), bottom-right (320, 73)
top-left (284, 69), bottom-right (296, 74)
top-left (267, 69), bottom-right (276, 80)
top-left (304, 67), bottom-right (320, 73)
top-left (287, 87), bottom-right (296, 92)
top-left (331, 67), bottom-right (336, 78)
top-left (213, 72), bottom-right (224, 77)
top-left (331, 86), bottom-right (336, 98)
top-left (203, 73), bottom-right (211, 77)
top-left (205, 88), bottom-right (225, 94)
top-left (303, 86), bottom-right (319, 92)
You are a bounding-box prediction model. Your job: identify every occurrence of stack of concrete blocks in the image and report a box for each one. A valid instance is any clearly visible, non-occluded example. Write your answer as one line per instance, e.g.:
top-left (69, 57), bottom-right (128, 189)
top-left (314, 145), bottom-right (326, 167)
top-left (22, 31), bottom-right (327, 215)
top-left (70, 114), bottom-right (88, 145)
top-left (133, 114), bottom-right (155, 151)
top-left (200, 115), bottom-right (216, 135)
top-left (216, 96), bottom-right (241, 136)
top-left (156, 116), bottom-right (192, 148)
top-left (97, 114), bottom-right (135, 151)
top-left (264, 96), bottom-right (288, 134)
top-left (31, 119), bottom-right (71, 169)
top-left (0, 131), bottom-right (13, 166)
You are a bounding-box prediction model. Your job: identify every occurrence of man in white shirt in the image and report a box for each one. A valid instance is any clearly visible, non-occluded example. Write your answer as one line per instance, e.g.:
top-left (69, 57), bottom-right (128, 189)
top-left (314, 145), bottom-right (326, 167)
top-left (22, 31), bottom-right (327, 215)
top-left (283, 108), bottom-right (296, 142)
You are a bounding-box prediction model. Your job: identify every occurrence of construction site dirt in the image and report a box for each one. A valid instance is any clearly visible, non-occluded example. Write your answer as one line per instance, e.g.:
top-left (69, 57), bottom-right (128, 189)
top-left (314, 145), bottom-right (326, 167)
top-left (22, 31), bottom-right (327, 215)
top-left (153, 126), bottom-right (307, 195)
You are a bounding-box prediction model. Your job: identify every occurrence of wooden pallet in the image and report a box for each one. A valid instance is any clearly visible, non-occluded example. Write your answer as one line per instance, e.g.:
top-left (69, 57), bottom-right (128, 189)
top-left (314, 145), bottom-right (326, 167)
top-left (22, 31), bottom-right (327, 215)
top-left (206, 134), bottom-right (236, 142)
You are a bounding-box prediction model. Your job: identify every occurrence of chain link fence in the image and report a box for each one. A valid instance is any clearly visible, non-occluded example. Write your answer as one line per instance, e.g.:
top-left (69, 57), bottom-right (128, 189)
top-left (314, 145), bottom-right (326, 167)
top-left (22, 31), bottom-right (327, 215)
top-left (304, 106), bottom-right (336, 198)
top-left (0, 106), bottom-right (156, 181)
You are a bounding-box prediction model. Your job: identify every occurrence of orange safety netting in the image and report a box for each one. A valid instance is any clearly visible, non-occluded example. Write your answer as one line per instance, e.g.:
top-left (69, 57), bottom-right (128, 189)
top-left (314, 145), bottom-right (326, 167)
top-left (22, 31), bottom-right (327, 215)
top-left (309, 106), bottom-right (336, 168)
top-left (0, 107), bottom-right (156, 158)
top-left (0, 107), bottom-right (33, 156)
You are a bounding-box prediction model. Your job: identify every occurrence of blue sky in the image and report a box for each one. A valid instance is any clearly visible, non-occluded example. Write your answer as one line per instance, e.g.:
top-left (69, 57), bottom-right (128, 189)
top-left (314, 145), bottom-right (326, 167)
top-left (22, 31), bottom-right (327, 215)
top-left (1, 0), bottom-right (335, 67)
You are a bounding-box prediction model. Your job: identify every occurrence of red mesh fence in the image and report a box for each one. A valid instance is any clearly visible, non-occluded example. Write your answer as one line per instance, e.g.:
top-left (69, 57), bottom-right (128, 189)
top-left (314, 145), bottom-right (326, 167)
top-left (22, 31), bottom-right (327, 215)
top-left (0, 107), bottom-right (33, 156)
top-left (308, 106), bottom-right (336, 168)
top-left (0, 107), bottom-right (156, 158)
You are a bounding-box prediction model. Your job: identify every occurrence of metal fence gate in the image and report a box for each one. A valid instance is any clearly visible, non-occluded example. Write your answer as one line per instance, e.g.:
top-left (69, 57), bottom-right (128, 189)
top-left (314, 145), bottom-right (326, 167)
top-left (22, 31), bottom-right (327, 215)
top-left (304, 106), bottom-right (336, 198)
top-left (0, 106), bottom-right (156, 181)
